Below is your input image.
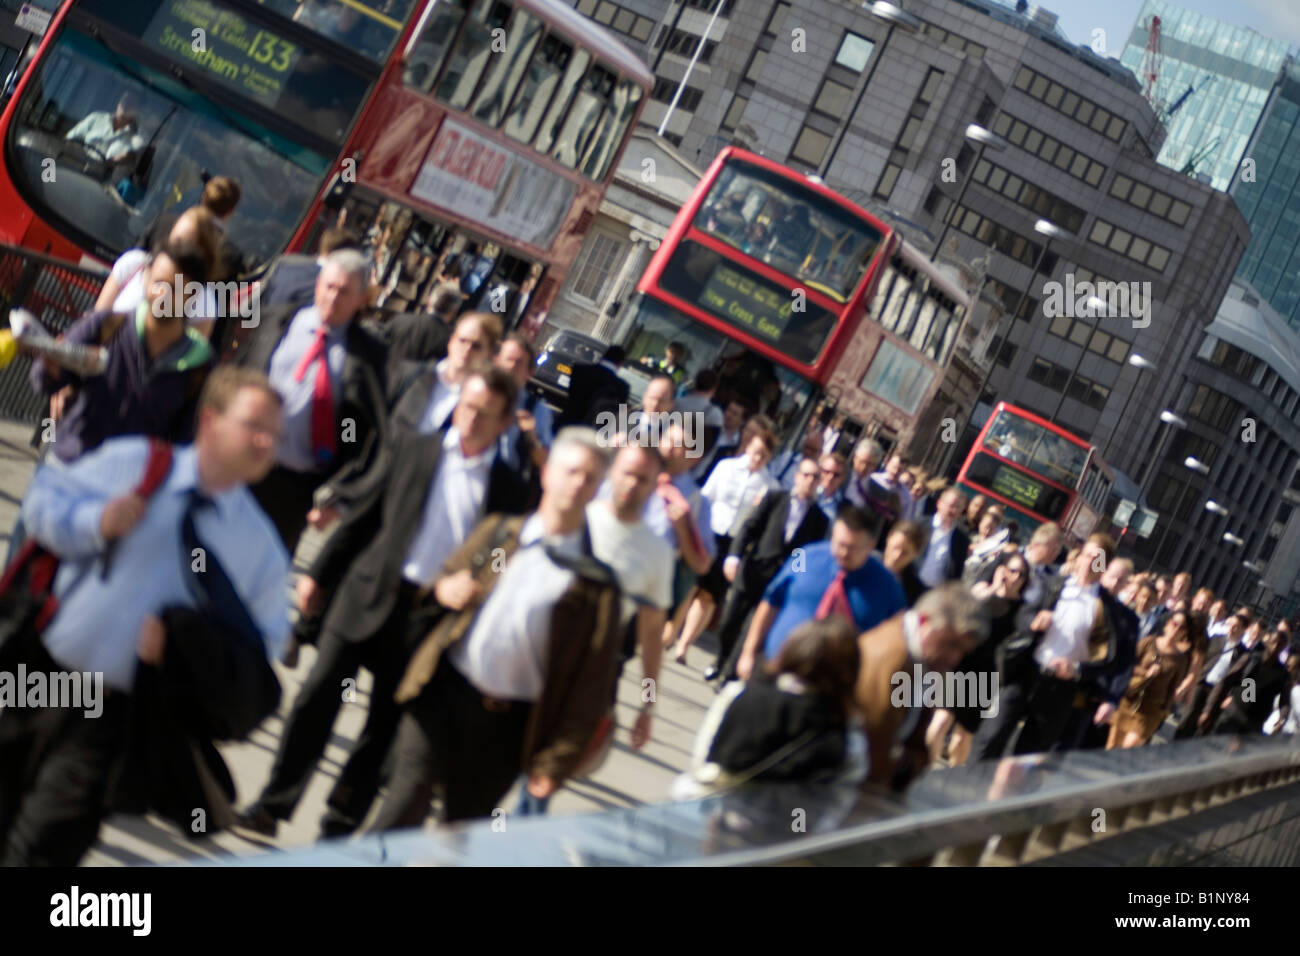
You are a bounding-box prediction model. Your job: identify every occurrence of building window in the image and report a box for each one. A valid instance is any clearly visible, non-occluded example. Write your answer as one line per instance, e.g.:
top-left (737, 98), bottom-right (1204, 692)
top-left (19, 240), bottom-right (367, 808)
top-left (594, 1), bottom-right (616, 25)
top-left (721, 94), bottom-right (748, 131)
top-left (835, 32), bottom-right (874, 72)
top-left (874, 162), bottom-right (902, 199)
top-left (790, 125), bottom-right (831, 168)
top-left (918, 67), bottom-right (944, 104)
top-left (764, 1), bottom-right (790, 36)
top-left (971, 158), bottom-right (1086, 233)
top-left (812, 79), bottom-right (853, 119)
top-left (571, 232), bottom-right (625, 302)
top-left (1087, 218), bottom-right (1172, 272)
top-left (990, 112), bottom-right (1106, 188)
top-left (949, 204), bottom-right (1056, 270)
top-left (745, 49), bottom-right (767, 83)
top-left (1186, 383), bottom-right (1238, 431)
top-left (1014, 65), bottom-right (1125, 142)
top-left (631, 16), bottom-right (654, 41)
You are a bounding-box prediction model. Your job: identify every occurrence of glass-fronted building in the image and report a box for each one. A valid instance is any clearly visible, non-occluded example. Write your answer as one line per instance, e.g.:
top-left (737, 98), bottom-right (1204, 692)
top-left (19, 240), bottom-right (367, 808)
top-left (1231, 57), bottom-right (1300, 335)
top-left (1119, 0), bottom-right (1288, 190)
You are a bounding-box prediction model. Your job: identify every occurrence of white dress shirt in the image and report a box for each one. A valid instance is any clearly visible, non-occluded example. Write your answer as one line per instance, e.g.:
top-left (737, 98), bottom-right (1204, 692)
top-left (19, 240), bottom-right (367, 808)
top-left (701, 454), bottom-right (777, 537)
top-left (918, 514), bottom-right (955, 589)
top-left (23, 438), bottom-right (291, 692)
top-left (1204, 637), bottom-right (1243, 686)
top-left (447, 515), bottom-right (581, 701)
top-left (1033, 577), bottom-right (1100, 671)
top-left (420, 359), bottom-right (462, 433)
top-left (784, 495), bottom-right (810, 543)
top-left (401, 427), bottom-right (494, 585)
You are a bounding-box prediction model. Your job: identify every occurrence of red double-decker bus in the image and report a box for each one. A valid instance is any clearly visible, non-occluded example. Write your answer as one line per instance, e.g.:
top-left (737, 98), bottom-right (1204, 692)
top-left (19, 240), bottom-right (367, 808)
top-left (610, 147), bottom-right (970, 442)
top-left (957, 401), bottom-right (1114, 541)
top-left (297, 0), bottom-right (652, 332)
top-left (0, 0), bottom-right (650, 338)
top-left (0, 0), bottom-right (418, 271)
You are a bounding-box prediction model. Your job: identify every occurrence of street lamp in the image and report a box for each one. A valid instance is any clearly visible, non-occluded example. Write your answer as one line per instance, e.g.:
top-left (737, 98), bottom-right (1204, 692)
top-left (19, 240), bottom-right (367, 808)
top-left (929, 124), bottom-right (1009, 263)
top-left (819, 1), bottom-right (922, 178)
top-left (1147, 455), bottom-right (1210, 572)
top-left (1102, 353), bottom-right (1157, 463)
top-left (954, 218), bottom-right (1069, 463)
top-left (1205, 500), bottom-right (1229, 517)
top-left (1222, 531), bottom-right (1244, 546)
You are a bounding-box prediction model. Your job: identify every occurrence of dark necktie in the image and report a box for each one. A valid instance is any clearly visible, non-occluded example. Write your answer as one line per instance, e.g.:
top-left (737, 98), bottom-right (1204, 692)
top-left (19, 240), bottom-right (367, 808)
top-left (181, 490), bottom-right (263, 650)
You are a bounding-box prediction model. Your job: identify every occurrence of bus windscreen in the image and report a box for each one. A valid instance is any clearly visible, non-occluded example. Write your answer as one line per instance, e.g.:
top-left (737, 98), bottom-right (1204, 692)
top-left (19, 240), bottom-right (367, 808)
top-left (693, 158), bottom-right (883, 302)
top-left (981, 408), bottom-right (1089, 489)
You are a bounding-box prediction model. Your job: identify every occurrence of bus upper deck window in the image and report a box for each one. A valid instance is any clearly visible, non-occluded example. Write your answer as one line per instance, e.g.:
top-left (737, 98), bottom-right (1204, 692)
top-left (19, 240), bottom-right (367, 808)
top-left (403, 0), bottom-right (470, 93)
top-left (534, 48), bottom-right (590, 154)
top-left (437, 0), bottom-right (514, 110)
top-left (551, 64), bottom-right (614, 169)
top-left (503, 34), bottom-right (572, 146)
top-left (471, 9), bottom-right (543, 127)
top-left (580, 76), bottom-right (641, 180)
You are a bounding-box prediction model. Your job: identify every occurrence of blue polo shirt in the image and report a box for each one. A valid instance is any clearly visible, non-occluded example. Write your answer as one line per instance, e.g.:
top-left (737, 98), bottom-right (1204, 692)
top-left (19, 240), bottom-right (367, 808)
top-left (761, 541), bottom-right (905, 659)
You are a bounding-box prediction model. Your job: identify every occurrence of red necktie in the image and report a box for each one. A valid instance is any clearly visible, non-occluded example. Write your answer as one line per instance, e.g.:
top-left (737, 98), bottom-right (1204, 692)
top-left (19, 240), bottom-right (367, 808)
top-left (815, 568), bottom-right (853, 622)
top-left (292, 324), bottom-right (336, 463)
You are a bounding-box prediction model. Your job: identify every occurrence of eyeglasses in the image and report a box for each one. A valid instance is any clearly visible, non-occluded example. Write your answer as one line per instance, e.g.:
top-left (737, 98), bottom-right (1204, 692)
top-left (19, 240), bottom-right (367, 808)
top-left (820, 468), bottom-right (844, 477)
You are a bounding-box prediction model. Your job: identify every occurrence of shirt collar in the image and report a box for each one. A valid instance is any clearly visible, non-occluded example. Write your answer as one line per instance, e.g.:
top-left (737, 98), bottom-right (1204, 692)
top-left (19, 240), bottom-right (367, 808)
top-left (442, 426), bottom-right (495, 469)
top-left (172, 445), bottom-right (236, 517)
top-left (519, 512), bottom-right (584, 553)
top-left (903, 610), bottom-right (924, 662)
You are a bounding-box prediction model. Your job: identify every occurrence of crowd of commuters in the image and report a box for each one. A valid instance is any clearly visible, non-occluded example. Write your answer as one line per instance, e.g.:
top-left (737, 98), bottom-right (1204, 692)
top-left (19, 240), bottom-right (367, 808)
top-left (0, 201), bottom-right (1296, 866)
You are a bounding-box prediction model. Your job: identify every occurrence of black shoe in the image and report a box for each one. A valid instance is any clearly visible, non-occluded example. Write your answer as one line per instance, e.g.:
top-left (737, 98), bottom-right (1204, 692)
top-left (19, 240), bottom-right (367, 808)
top-left (233, 805), bottom-right (278, 839)
top-left (703, 665), bottom-right (719, 682)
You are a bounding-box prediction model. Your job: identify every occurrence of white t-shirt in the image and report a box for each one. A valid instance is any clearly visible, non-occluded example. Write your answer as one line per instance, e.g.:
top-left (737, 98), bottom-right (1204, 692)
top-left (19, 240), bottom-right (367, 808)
top-left (586, 501), bottom-right (673, 627)
top-left (109, 248), bottom-right (218, 331)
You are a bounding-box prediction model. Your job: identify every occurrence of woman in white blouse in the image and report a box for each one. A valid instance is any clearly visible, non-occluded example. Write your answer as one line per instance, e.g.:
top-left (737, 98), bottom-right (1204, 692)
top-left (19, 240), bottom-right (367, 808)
top-left (668, 432), bottom-right (778, 666)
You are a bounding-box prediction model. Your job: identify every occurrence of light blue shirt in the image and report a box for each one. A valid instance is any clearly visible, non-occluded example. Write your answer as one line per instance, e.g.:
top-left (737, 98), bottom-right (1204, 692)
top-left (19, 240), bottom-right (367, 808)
top-left (499, 391), bottom-right (555, 470)
top-left (267, 305), bottom-right (348, 474)
top-left (918, 513), bottom-right (954, 589)
top-left (22, 438), bottom-right (291, 692)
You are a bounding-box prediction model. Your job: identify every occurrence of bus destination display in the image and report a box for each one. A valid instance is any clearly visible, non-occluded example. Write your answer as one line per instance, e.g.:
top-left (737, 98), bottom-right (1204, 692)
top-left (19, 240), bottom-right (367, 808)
top-left (145, 0), bottom-right (301, 109)
top-left (698, 262), bottom-right (794, 344)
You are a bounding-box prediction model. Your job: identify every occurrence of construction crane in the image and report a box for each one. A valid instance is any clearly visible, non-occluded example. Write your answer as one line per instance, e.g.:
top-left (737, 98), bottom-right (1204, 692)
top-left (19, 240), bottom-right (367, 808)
top-left (1140, 15), bottom-right (1163, 108)
top-left (1161, 74), bottom-right (1214, 124)
top-left (1181, 136), bottom-right (1220, 176)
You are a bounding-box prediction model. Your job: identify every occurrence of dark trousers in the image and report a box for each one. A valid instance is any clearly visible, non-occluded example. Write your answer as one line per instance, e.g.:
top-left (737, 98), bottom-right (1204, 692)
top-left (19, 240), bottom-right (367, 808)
top-left (0, 640), bottom-right (129, 866)
top-left (970, 673), bottom-right (1034, 761)
top-left (1014, 676), bottom-right (1082, 755)
top-left (1059, 697), bottom-right (1109, 751)
top-left (254, 584), bottom-right (439, 836)
top-left (251, 464), bottom-right (321, 555)
top-left (371, 662), bottom-right (530, 830)
top-left (713, 583), bottom-right (764, 679)
top-left (1173, 681), bottom-right (1214, 739)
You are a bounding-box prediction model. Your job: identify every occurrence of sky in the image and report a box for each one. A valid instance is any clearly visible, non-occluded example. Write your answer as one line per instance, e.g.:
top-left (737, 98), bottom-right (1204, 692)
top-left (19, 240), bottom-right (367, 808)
top-left (1048, 0), bottom-right (1300, 58)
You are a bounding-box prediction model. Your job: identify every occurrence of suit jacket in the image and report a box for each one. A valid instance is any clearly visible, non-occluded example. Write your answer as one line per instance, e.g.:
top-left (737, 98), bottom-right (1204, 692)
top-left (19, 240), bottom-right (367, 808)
top-left (379, 311), bottom-right (451, 373)
top-left (854, 613), bottom-right (928, 790)
top-left (924, 522), bottom-right (970, 583)
top-left (396, 513), bottom-right (623, 783)
top-left (557, 362), bottom-right (628, 429)
top-left (257, 254), bottom-right (319, 311)
top-left (309, 366), bottom-right (528, 644)
top-left (729, 489), bottom-right (829, 593)
top-left (236, 301), bottom-right (388, 503)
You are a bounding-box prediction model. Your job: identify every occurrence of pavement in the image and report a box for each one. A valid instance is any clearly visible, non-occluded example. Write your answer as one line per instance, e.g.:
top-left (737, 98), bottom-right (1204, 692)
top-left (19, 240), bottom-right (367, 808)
top-left (0, 420), bottom-right (714, 865)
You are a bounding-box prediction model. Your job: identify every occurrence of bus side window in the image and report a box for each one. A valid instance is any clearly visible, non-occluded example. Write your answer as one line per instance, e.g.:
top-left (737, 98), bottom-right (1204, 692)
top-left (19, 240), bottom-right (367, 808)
top-left (503, 33), bottom-right (571, 146)
top-left (403, 0), bottom-right (470, 94)
top-left (471, 8), bottom-right (543, 127)
top-left (437, 0), bottom-right (514, 111)
top-left (534, 48), bottom-right (591, 155)
top-left (552, 63), bottom-right (614, 170)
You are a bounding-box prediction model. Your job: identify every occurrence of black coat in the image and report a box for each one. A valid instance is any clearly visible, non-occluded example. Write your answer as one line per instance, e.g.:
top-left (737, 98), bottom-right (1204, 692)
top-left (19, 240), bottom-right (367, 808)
top-left (110, 605), bottom-right (281, 835)
top-left (257, 254), bottom-right (319, 311)
top-left (310, 366), bottom-right (530, 644)
top-left (236, 301), bottom-right (389, 503)
top-left (729, 489), bottom-right (830, 594)
top-left (379, 312), bottom-right (451, 374)
top-left (557, 362), bottom-right (628, 429)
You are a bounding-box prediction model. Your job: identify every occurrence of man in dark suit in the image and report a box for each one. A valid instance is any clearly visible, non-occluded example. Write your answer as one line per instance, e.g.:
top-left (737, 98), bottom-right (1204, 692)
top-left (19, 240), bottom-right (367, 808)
top-left (914, 488), bottom-right (970, 589)
top-left (1214, 630), bottom-right (1286, 735)
top-left (237, 367), bottom-right (529, 839)
top-left (236, 249), bottom-right (389, 556)
top-left (238, 251), bottom-right (387, 544)
top-left (707, 454), bottom-right (830, 682)
top-left (557, 344), bottom-right (629, 429)
top-left (256, 227), bottom-right (362, 312)
top-left (1062, 558), bottom-right (1138, 750)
